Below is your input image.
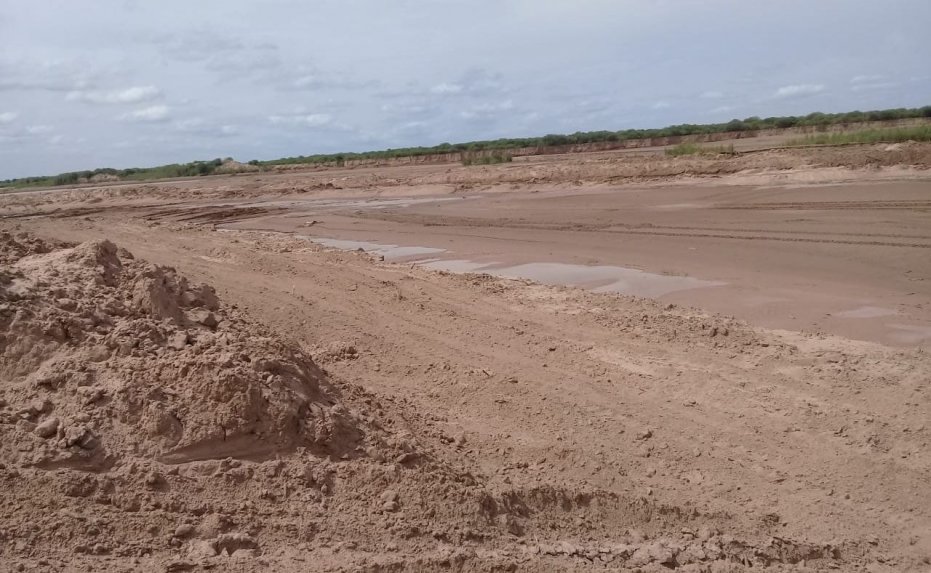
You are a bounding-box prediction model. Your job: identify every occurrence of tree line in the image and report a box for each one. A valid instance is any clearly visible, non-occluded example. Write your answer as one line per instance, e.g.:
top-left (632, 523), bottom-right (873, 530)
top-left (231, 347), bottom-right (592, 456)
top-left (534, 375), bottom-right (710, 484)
top-left (3, 106), bottom-right (929, 188)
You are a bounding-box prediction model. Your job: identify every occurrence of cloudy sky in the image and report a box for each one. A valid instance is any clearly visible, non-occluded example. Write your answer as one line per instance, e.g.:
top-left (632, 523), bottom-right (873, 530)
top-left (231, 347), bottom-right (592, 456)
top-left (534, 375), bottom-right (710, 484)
top-left (1, 0), bottom-right (928, 179)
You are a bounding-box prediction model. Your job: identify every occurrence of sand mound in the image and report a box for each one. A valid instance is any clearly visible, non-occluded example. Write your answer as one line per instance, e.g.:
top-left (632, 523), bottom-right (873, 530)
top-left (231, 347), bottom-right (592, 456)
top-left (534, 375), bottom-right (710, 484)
top-left (0, 232), bottom-right (365, 469)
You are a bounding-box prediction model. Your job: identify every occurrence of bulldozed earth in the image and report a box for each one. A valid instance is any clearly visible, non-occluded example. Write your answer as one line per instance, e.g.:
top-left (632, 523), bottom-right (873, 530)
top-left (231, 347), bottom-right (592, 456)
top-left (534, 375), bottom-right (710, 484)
top-left (1, 144), bottom-right (930, 572)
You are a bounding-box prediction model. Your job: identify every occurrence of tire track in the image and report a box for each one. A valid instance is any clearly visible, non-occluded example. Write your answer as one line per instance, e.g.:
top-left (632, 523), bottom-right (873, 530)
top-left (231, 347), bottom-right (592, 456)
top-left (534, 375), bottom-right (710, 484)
top-left (607, 224), bottom-right (931, 240)
top-left (718, 200), bottom-right (931, 211)
top-left (597, 228), bottom-right (931, 248)
top-left (344, 212), bottom-right (931, 249)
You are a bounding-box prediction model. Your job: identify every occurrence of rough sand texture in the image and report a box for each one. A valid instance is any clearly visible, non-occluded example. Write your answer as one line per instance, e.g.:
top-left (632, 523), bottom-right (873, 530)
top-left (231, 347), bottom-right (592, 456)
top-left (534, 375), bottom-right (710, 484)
top-left (1, 144), bottom-right (930, 572)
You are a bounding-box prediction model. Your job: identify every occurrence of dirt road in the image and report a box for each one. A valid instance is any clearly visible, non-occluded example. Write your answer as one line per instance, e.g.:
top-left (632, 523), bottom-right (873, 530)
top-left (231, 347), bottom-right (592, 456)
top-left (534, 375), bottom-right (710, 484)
top-left (2, 144), bottom-right (931, 571)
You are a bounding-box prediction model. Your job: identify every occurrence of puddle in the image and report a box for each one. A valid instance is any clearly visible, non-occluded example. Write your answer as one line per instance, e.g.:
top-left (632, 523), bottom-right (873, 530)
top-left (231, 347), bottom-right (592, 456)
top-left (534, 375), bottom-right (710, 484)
top-left (424, 259), bottom-right (723, 297)
top-left (305, 237), bottom-right (445, 261)
top-left (420, 259), bottom-right (502, 273)
top-left (887, 324), bottom-right (931, 344)
top-left (308, 236), bottom-right (724, 298)
top-left (835, 306), bottom-right (898, 319)
top-left (481, 262), bottom-right (721, 298)
top-left (230, 196), bottom-right (464, 212)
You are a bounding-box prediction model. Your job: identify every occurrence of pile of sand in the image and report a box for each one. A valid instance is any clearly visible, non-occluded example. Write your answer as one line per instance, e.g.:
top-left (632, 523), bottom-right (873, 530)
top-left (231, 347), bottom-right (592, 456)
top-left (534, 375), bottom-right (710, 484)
top-left (0, 233), bottom-right (371, 470)
top-left (0, 233), bottom-right (439, 568)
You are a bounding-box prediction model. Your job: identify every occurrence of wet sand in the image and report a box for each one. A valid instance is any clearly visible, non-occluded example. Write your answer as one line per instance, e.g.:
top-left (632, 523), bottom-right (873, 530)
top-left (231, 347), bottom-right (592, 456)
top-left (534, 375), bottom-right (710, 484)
top-left (227, 179), bottom-right (931, 347)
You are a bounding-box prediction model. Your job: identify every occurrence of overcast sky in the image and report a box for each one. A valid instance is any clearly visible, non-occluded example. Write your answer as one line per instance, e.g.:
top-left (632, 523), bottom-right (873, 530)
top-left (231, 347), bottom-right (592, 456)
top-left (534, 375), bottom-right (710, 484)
top-left (1, 0), bottom-right (929, 179)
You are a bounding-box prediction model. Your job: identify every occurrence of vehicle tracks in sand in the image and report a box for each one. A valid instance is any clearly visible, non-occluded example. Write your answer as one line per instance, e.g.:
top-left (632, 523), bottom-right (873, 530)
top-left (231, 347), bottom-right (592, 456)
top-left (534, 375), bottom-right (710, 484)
top-left (718, 199), bottom-right (931, 210)
top-left (342, 211), bottom-right (931, 249)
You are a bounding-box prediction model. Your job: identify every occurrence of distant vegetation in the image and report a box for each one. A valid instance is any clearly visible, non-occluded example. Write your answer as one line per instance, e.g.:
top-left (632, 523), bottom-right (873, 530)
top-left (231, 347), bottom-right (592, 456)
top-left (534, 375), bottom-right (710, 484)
top-left (2, 106), bottom-right (930, 189)
top-left (461, 152), bottom-right (513, 166)
top-left (254, 106), bottom-right (931, 167)
top-left (2, 159), bottom-right (228, 190)
top-left (786, 125), bottom-right (931, 146)
top-left (665, 143), bottom-right (736, 157)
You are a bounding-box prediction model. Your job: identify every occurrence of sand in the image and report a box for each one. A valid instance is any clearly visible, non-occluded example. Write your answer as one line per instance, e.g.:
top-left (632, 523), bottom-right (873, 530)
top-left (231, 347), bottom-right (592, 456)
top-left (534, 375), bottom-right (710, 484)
top-left (2, 143), bottom-right (930, 571)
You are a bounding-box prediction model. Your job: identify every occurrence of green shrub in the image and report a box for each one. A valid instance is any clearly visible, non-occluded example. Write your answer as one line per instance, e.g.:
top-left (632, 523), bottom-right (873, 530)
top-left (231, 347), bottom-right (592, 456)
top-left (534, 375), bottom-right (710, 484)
top-left (786, 126), bottom-right (931, 146)
top-left (462, 153), bottom-right (513, 166)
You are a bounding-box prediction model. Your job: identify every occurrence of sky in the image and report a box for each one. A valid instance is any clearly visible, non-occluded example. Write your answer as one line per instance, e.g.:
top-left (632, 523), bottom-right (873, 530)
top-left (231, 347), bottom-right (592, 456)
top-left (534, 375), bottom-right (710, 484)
top-left (0, 0), bottom-right (929, 179)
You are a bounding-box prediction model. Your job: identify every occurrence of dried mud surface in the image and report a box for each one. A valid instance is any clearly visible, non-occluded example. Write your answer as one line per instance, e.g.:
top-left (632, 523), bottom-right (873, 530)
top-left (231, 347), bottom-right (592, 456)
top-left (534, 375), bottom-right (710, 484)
top-left (2, 145), bottom-right (931, 572)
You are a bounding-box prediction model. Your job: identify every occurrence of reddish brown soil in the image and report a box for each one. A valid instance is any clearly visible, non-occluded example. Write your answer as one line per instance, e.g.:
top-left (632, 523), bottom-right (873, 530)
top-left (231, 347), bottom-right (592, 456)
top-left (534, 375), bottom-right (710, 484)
top-left (2, 144), bottom-right (930, 571)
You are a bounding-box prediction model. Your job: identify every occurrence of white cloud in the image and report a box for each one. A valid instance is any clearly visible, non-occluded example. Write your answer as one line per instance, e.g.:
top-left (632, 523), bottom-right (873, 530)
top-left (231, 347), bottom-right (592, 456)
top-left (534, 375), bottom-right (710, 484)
top-left (709, 105), bottom-right (734, 114)
top-left (0, 120), bottom-right (62, 145)
top-left (850, 74), bottom-right (884, 84)
top-left (848, 75), bottom-right (897, 91)
top-left (151, 31), bottom-right (368, 94)
top-left (173, 118), bottom-right (238, 137)
top-left (398, 120), bottom-right (428, 133)
top-left (430, 83), bottom-right (464, 95)
top-left (279, 68), bottom-right (374, 92)
top-left (122, 105), bottom-right (170, 122)
top-left (424, 70), bottom-right (506, 98)
top-left (67, 85), bottom-right (161, 104)
top-left (700, 90), bottom-right (724, 99)
top-left (460, 100), bottom-right (514, 120)
top-left (174, 118), bottom-right (204, 131)
top-left (0, 57), bottom-right (98, 93)
top-left (852, 82), bottom-right (897, 92)
top-left (381, 102), bottom-right (434, 115)
top-left (153, 31), bottom-right (244, 59)
top-left (290, 74), bottom-right (327, 90)
top-left (651, 101), bottom-right (671, 110)
top-left (269, 113), bottom-right (332, 128)
top-left (774, 84), bottom-right (825, 98)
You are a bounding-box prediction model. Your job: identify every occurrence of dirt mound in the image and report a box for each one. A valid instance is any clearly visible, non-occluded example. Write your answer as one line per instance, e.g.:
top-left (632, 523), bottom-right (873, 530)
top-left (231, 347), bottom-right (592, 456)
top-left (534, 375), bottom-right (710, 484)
top-left (0, 234), bottom-right (370, 470)
top-left (0, 232), bottom-right (65, 265)
top-left (214, 159), bottom-right (261, 174)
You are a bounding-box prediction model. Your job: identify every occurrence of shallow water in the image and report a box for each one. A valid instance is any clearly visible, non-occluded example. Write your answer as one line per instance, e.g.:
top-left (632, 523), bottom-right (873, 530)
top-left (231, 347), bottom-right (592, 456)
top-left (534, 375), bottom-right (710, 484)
top-left (425, 260), bottom-right (723, 298)
top-left (887, 324), bottom-right (931, 344)
top-left (235, 196), bottom-right (464, 212)
top-left (305, 237), bottom-right (446, 260)
top-left (307, 236), bottom-right (725, 298)
top-left (418, 259), bottom-right (502, 274)
top-left (835, 306), bottom-right (898, 319)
